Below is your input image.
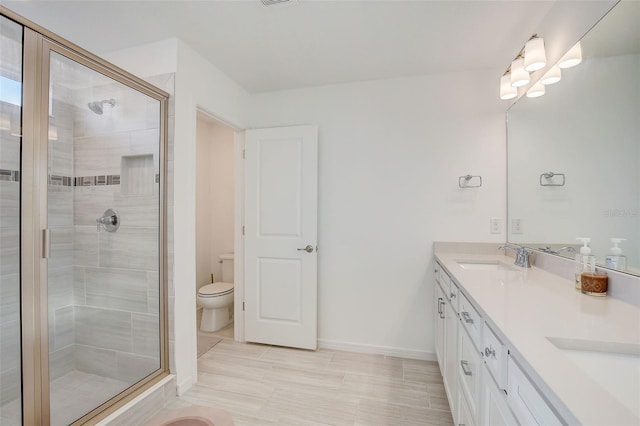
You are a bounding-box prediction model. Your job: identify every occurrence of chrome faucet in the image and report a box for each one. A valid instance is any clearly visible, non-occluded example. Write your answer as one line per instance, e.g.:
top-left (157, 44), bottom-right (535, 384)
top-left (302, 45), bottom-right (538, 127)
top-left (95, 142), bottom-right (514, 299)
top-left (539, 246), bottom-right (576, 255)
top-left (499, 245), bottom-right (532, 268)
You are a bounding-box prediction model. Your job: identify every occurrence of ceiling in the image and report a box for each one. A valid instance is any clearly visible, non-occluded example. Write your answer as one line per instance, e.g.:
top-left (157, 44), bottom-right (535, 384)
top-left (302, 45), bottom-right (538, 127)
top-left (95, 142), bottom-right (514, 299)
top-left (3, 0), bottom-right (560, 93)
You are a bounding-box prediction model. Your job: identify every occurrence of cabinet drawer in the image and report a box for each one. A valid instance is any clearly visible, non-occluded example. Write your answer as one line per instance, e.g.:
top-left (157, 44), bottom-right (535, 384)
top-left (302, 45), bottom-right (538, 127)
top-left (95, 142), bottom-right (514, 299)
top-left (483, 323), bottom-right (508, 390)
top-left (459, 292), bottom-right (482, 348)
top-left (507, 356), bottom-right (562, 426)
top-left (458, 326), bottom-right (481, 421)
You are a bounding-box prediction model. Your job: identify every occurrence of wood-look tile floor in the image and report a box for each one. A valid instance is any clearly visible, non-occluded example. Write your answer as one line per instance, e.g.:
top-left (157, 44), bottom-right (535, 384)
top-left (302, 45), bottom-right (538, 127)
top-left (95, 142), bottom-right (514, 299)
top-left (164, 339), bottom-right (454, 426)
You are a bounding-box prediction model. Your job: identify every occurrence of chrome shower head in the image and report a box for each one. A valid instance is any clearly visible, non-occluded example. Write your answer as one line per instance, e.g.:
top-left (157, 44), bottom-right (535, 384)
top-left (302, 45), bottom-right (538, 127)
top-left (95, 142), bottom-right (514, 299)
top-left (87, 98), bottom-right (115, 115)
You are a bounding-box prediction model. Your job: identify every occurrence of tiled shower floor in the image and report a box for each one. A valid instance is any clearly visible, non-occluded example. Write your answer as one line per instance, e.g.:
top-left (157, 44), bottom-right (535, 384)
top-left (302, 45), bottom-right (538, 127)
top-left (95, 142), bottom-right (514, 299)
top-left (50, 370), bottom-right (129, 426)
top-left (0, 370), bottom-right (130, 426)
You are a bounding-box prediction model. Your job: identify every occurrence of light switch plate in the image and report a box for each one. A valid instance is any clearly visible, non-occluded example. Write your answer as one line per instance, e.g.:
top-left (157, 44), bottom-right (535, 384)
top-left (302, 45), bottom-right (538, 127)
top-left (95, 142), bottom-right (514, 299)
top-left (490, 218), bottom-right (502, 234)
top-left (512, 218), bottom-right (523, 234)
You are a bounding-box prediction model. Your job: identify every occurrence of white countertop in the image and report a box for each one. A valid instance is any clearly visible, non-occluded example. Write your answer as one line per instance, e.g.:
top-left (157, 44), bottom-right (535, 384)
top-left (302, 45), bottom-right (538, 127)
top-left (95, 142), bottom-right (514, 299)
top-left (435, 251), bottom-right (640, 426)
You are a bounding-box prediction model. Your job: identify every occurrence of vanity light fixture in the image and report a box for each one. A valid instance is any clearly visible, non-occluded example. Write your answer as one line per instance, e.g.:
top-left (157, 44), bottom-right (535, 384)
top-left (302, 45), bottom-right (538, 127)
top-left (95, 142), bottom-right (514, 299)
top-left (526, 81), bottom-right (546, 98)
top-left (558, 41), bottom-right (582, 68)
top-left (510, 57), bottom-right (530, 88)
top-left (500, 73), bottom-right (517, 100)
top-left (524, 36), bottom-right (547, 72)
top-left (540, 65), bottom-right (562, 85)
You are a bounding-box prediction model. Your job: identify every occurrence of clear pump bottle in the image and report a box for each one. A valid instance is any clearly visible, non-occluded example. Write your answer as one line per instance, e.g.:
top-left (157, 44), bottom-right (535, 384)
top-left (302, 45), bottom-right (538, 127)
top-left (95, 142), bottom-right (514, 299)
top-left (575, 237), bottom-right (596, 289)
top-left (605, 238), bottom-right (627, 271)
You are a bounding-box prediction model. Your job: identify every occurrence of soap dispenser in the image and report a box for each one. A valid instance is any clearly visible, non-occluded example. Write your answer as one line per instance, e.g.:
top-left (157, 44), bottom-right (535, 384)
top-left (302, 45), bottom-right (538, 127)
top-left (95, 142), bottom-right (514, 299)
top-left (605, 238), bottom-right (627, 271)
top-left (575, 237), bottom-right (596, 289)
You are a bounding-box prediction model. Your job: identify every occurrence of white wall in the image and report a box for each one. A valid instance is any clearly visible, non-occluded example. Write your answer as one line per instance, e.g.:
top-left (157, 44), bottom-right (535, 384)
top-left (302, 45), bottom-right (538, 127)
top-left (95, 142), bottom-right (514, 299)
top-left (196, 118), bottom-right (215, 291)
top-left (172, 40), bottom-right (249, 393)
top-left (248, 70), bottom-right (507, 358)
top-left (208, 122), bottom-right (236, 279)
top-left (105, 38), bottom-right (250, 394)
top-left (196, 116), bottom-right (235, 292)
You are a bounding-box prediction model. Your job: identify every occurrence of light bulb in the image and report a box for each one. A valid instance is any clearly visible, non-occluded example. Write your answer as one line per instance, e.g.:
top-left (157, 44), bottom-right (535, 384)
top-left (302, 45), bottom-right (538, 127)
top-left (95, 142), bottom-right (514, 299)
top-left (500, 74), bottom-right (517, 100)
top-left (558, 42), bottom-right (582, 69)
top-left (540, 65), bottom-right (562, 85)
top-left (526, 81), bottom-right (545, 98)
top-left (510, 58), bottom-right (530, 88)
top-left (524, 37), bottom-right (546, 72)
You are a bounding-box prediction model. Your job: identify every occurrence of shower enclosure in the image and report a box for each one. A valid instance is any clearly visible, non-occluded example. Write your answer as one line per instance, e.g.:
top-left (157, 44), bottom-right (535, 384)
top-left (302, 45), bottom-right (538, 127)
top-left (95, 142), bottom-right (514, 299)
top-left (1, 10), bottom-right (169, 426)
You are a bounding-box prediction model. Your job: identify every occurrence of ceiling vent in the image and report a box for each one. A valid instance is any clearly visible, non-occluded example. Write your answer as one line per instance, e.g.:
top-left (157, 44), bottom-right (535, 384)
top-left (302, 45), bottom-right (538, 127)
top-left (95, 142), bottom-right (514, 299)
top-left (260, 0), bottom-right (295, 7)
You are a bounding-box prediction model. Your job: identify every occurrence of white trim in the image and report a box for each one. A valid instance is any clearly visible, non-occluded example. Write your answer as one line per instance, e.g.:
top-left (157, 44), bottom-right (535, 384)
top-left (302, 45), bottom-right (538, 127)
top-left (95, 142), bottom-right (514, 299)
top-left (176, 374), bottom-right (196, 396)
top-left (318, 338), bottom-right (435, 361)
top-left (233, 130), bottom-right (245, 342)
top-left (95, 375), bottom-right (176, 425)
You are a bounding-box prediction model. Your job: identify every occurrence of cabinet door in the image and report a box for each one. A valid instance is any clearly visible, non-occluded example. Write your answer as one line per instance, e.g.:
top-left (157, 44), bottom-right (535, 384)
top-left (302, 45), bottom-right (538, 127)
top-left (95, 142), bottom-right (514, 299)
top-left (458, 388), bottom-right (476, 426)
top-left (435, 284), bottom-right (446, 371)
top-left (458, 326), bottom-right (481, 421)
top-left (481, 365), bottom-right (518, 426)
top-left (444, 297), bottom-right (459, 418)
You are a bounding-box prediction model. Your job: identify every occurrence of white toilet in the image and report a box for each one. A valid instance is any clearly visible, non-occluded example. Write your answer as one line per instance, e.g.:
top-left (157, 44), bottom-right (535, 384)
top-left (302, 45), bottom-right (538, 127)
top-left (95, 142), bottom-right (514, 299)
top-left (197, 253), bottom-right (234, 332)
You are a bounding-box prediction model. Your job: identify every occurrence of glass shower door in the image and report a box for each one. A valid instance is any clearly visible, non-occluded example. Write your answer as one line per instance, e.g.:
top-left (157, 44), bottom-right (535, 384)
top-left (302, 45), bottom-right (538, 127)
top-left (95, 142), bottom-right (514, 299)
top-left (0, 15), bottom-right (23, 426)
top-left (46, 48), bottom-right (162, 425)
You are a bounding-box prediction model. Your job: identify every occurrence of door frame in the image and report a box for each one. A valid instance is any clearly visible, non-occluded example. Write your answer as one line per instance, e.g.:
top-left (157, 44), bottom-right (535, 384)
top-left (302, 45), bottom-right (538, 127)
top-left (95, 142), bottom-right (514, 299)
top-left (194, 108), bottom-right (246, 343)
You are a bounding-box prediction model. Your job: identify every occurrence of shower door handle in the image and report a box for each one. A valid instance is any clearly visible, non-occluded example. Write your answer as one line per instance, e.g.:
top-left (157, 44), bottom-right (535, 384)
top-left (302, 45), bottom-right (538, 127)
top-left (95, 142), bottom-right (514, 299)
top-left (297, 245), bottom-right (314, 253)
top-left (42, 229), bottom-right (50, 259)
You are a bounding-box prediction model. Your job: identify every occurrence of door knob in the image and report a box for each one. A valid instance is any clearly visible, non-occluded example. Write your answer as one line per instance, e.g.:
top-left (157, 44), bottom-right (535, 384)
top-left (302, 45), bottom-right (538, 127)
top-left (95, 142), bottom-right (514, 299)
top-left (297, 245), bottom-right (314, 253)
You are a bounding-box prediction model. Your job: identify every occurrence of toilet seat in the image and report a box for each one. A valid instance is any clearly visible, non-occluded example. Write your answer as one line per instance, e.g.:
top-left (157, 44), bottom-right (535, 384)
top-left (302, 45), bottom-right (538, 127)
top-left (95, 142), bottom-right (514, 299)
top-left (198, 282), bottom-right (234, 298)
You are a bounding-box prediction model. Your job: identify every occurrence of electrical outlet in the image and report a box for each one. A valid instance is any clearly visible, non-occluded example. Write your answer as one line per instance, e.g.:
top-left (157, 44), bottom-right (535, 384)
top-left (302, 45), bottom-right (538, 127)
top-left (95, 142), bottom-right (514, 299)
top-left (490, 218), bottom-right (502, 234)
top-left (512, 218), bottom-right (523, 234)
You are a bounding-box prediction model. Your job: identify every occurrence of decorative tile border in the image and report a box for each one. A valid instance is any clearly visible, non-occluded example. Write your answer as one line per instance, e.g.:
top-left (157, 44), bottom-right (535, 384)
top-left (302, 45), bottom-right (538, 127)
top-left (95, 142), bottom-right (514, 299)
top-left (0, 169), bottom-right (20, 182)
top-left (2, 170), bottom-right (160, 187)
top-left (49, 174), bottom-right (73, 186)
top-left (74, 175), bottom-right (120, 187)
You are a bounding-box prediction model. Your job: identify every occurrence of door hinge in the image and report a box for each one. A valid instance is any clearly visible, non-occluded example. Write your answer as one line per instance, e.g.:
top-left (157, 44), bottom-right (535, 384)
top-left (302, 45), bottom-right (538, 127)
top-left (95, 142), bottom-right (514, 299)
top-left (242, 302), bottom-right (245, 311)
top-left (242, 149), bottom-right (245, 159)
top-left (242, 225), bottom-right (245, 236)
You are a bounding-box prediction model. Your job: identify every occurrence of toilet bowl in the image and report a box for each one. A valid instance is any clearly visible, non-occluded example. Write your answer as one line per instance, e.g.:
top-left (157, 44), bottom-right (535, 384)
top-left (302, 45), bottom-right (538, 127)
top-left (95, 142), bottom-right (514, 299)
top-left (197, 253), bottom-right (234, 332)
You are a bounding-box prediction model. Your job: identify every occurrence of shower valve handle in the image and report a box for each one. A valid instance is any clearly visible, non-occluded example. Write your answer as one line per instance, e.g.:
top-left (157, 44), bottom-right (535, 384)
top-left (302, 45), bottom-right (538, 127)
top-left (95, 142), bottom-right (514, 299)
top-left (96, 209), bottom-right (120, 233)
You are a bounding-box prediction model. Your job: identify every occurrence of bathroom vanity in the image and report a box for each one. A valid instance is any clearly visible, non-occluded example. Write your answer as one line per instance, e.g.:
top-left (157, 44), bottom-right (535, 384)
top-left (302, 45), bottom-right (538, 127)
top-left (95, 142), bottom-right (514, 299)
top-left (433, 245), bottom-right (640, 426)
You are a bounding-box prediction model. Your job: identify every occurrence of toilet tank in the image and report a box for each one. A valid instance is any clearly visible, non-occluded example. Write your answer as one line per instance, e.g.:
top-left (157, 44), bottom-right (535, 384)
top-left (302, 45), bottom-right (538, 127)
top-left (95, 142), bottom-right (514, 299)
top-left (219, 253), bottom-right (234, 283)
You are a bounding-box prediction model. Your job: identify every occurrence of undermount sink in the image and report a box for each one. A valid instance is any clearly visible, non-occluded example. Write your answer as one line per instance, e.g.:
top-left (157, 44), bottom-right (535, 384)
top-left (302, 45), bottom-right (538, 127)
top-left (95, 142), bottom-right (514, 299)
top-left (547, 337), bottom-right (640, 418)
top-left (456, 259), bottom-right (517, 271)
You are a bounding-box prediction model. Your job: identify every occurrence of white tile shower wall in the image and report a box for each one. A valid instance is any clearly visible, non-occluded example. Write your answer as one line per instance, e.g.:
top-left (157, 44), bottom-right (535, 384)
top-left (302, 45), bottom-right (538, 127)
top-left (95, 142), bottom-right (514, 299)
top-left (71, 73), bottom-right (171, 383)
top-left (73, 71), bottom-right (173, 383)
top-left (0, 103), bottom-right (23, 406)
top-left (47, 91), bottom-right (76, 383)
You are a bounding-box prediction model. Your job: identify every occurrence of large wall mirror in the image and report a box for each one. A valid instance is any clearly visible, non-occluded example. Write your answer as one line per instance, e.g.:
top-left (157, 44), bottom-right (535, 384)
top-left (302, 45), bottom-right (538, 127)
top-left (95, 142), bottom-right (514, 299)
top-left (508, 0), bottom-right (640, 276)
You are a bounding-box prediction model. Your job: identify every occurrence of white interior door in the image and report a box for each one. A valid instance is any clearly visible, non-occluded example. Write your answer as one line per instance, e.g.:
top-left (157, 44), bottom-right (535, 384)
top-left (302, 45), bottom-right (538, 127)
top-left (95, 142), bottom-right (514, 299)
top-left (244, 125), bottom-right (318, 350)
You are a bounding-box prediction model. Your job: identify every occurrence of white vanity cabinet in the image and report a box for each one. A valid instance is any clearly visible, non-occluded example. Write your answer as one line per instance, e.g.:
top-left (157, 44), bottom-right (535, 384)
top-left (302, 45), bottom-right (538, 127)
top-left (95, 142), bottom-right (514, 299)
top-left (434, 264), bottom-right (459, 421)
top-left (507, 356), bottom-right (562, 426)
top-left (434, 280), bottom-right (445, 370)
top-left (481, 364), bottom-right (518, 426)
top-left (434, 260), bottom-right (564, 426)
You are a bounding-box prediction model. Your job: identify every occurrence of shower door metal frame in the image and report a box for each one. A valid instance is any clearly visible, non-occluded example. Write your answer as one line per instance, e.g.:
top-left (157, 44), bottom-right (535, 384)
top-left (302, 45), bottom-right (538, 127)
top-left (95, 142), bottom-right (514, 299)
top-left (2, 6), bottom-right (171, 425)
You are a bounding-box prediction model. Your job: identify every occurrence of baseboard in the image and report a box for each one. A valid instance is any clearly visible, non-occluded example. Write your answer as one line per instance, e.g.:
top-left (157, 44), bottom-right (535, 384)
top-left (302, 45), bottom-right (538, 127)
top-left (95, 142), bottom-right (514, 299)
top-left (96, 374), bottom-right (175, 425)
top-left (176, 373), bottom-right (196, 396)
top-left (317, 338), bottom-right (435, 361)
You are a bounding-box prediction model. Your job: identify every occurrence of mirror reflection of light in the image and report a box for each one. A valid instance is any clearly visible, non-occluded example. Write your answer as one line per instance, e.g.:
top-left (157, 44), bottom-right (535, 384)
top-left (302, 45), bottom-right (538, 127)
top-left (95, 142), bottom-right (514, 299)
top-left (526, 81), bottom-right (546, 98)
top-left (559, 42), bottom-right (583, 69)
